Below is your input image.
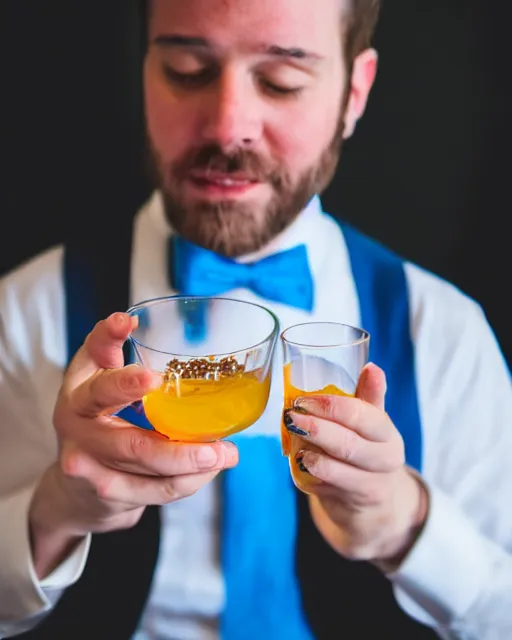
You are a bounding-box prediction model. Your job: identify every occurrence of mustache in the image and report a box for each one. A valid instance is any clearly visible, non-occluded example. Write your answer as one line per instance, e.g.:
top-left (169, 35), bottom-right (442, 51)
top-left (173, 144), bottom-right (276, 183)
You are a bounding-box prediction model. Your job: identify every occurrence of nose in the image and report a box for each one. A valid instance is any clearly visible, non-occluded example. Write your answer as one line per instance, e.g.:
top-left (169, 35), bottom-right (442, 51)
top-left (201, 69), bottom-right (263, 150)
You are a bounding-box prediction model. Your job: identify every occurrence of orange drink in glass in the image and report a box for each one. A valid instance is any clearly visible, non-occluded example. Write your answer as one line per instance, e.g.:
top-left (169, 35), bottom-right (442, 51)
top-left (127, 296), bottom-right (279, 442)
top-left (281, 322), bottom-right (370, 492)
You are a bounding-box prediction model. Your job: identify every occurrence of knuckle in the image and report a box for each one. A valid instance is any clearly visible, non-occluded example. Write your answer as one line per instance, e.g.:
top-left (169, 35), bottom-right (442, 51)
top-left (60, 448), bottom-right (85, 479)
top-left (94, 474), bottom-right (116, 502)
top-left (317, 395), bottom-right (337, 419)
top-left (338, 428), bottom-right (358, 463)
top-left (159, 479), bottom-right (180, 503)
top-left (126, 431), bottom-right (151, 461)
top-left (115, 371), bottom-right (137, 394)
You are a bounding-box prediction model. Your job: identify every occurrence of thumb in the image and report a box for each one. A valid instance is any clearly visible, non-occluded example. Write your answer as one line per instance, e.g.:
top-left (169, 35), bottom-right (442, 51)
top-left (355, 362), bottom-right (387, 410)
top-left (64, 313), bottom-right (138, 390)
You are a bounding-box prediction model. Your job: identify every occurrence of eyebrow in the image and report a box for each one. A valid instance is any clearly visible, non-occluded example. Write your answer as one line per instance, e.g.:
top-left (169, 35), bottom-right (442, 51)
top-left (265, 45), bottom-right (322, 62)
top-left (154, 35), bottom-right (209, 48)
top-left (153, 35), bottom-right (323, 63)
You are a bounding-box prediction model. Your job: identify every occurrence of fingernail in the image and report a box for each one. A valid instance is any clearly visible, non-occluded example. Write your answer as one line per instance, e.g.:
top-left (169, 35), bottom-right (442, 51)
top-left (110, 312), bottom-right (126, 326)
top-left (295, 450), bottom-right (310, 474)
top-left (222, 441), bottom-right (239, 466)
top-left (294, 397), bottom-right (315, 412)
top-left (283, 410), bottom-right (309, 437)
top-left (196, 446), bottom-right (218, 469)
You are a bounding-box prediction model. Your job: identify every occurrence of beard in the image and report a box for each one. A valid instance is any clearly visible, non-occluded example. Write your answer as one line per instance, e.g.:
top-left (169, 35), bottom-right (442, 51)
top-left (146, 112), bottom-right (346, 258)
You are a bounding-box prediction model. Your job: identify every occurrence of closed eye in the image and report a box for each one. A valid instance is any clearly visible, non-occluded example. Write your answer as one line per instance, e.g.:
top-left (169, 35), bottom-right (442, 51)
top-left (261, 80), bottom-right (303, 98)
top-left (162, 65), bottom-right (217, 88)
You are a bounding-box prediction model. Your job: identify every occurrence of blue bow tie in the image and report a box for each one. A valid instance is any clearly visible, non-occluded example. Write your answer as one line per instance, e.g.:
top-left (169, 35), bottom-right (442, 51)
top-left (169, 236), bottom-right (314, 312)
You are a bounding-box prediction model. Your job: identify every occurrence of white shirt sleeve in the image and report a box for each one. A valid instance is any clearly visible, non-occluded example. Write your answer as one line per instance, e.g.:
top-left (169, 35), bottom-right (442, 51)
top-left (392, 263), bottom-right (512, 639)
top-left (0, 248), bottom-right (92, 637)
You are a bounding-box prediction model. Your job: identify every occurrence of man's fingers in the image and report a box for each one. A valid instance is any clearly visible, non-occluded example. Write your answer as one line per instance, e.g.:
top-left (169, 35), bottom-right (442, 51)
top-left (294, 393), bottom-right (393, 443)
top-left (76, 423), bottom-right (240, 477)
top-left (63, 452), bottom-right (223, 508)
top-left (107, 469), bottom-right (223, 507)
top-left (69, 365), bottom-right (161, 418)
top-left (285, 411), bottom-right (403, 472)
top-left (65, 313), bottom-right (137, 389)
top-left (295, 450), bottom-right (388, 507)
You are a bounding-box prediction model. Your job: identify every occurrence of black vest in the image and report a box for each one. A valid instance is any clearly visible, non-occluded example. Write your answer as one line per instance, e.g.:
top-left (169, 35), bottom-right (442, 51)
top-left (17, 224), bottom-right (439, 640)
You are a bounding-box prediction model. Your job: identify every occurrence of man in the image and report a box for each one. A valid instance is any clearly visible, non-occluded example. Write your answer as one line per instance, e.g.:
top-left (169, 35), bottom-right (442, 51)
top-left (0, 0), bottom-right (511, 638)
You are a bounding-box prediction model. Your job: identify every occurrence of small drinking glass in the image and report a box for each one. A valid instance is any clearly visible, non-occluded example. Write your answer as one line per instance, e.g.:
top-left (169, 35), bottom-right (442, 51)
top-left (281, 322), bottom-right (370, 493)
top-left (127, 296), bottom-right (279, 442)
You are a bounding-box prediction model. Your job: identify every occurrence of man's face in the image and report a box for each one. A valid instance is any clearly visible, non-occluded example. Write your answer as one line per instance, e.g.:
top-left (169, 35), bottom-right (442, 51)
top-left (144, 0), bottom-right (376, 256)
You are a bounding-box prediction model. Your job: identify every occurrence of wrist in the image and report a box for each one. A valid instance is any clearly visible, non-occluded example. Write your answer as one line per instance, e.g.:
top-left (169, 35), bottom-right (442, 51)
top-left (373, 469), bottom-right (429, 573)
top-left (29, 465), bottom-right (85, 579)
top-left (30, 464), bottom-right (79, 533)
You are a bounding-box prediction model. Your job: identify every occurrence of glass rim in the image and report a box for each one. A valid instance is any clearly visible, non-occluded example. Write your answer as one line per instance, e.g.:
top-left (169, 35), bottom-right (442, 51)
top-left (280, 321), bottom-right (370, 349)
top-left (126, 294), bottom-right (280, 358)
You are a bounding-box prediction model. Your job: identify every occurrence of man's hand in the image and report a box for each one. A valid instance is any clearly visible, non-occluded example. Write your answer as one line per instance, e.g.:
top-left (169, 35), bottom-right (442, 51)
top-left (284, 363), bottom-right (428, 570)
top-left (29, 312), bottom-right (238, 579)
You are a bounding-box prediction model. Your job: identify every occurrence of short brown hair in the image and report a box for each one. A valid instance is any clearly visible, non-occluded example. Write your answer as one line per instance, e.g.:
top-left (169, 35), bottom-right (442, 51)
top-left (343, 0), bottom-right (381, 70)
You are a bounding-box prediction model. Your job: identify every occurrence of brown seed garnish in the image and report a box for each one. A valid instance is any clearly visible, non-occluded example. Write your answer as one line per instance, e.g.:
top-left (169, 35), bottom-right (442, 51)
top-left (163, 356), bottom-right (245, 383)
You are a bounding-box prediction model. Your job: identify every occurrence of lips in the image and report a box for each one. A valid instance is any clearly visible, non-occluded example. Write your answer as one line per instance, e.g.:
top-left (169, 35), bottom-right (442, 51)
top-left (190, 171), bottom-right (258, 186)
top-left (187, 171), bottom-right (261, 197)
top-left (202, 177), bottom-right (252, 186)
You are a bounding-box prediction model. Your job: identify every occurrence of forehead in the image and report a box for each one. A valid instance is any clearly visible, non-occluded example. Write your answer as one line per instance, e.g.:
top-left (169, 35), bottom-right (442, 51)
top-left (148, 0), bottom-right (345, 57)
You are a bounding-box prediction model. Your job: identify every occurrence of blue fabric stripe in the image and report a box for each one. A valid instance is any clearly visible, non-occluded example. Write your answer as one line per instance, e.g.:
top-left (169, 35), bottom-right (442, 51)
top-left (115, 405), bottom-right (155, 430)
top-left (64, 248), bottom-right (97, 363)
top-left (221, 435), bottom-right (314, 640)
top-left (340, 223), bottom-right (423, 472)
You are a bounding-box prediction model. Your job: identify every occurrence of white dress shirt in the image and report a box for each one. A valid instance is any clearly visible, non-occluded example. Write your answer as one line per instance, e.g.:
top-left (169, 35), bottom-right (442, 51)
top-left (0, 192), bottom-right (511, 640)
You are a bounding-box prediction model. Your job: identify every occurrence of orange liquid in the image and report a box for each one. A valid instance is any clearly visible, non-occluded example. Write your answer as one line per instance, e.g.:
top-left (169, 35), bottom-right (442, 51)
top-left (282, 363), bottom-right (351, 492)
top-left (143, 372), bottom-right (270, 442)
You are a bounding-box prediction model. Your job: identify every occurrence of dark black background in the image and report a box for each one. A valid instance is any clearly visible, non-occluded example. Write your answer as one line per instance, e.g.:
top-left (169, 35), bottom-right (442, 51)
top-left (1, 1), bottom-right (510, 364)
